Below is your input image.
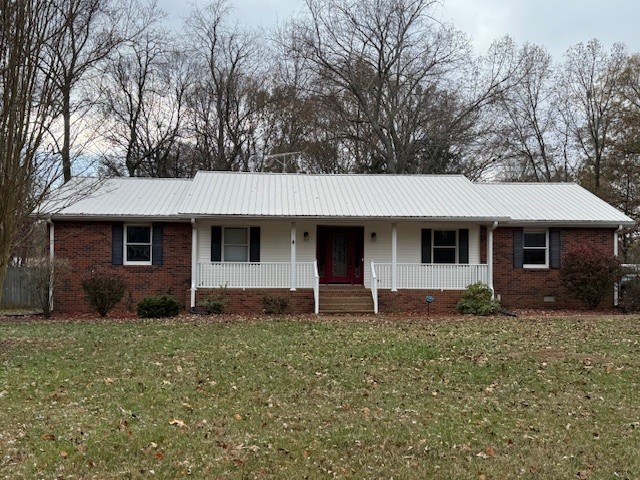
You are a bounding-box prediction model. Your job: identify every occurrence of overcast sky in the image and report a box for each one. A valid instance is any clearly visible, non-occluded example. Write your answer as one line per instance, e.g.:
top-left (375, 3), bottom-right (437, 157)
top-left (157, 0), bottom-right (640, 59)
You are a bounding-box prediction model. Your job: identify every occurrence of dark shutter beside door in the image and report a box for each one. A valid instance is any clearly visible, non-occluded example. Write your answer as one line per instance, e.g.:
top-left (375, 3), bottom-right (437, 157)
top-left (513, 228), bottom-right (524, 268)
top-left (112, 223), bottom-right (124, 265)
top-left (549, 229), bottom-right (561, 269)
top-left (211, 226), bottom-right (222, 262)
top-left (152, 224), bottom-right (163, 265)
top-left (458, 229), bottom-right (469, 264)
top-left (249, 227), bottom-right (261, 262)
top-left (421, 229), bottom-right (432, 263)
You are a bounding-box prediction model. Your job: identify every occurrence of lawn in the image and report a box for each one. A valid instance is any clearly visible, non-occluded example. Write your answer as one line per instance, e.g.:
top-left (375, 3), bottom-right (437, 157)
top-left (1, 315), bottom-right (639, 479)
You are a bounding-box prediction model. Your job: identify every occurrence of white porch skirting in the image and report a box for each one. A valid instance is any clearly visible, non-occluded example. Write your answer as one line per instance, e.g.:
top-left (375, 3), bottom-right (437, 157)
top-left (375, 263), bottom-right (489, 290)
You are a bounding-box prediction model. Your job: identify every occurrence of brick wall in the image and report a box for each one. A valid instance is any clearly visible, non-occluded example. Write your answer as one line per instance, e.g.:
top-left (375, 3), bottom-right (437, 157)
top-left (52, 221), bottom-right (618, 315)
top-left (196, 288), bottom-right (314, 315)
top-left (493, 227), bottom-right (615, 310)
top-left (378, 289), bottom-right (462, 314)
top-left (53, 221), bottom-right (192, 314)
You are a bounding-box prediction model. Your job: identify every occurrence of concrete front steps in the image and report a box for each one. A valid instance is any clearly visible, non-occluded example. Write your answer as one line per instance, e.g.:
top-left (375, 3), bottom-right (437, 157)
top-left (319, 285), bottom-right (374, 314)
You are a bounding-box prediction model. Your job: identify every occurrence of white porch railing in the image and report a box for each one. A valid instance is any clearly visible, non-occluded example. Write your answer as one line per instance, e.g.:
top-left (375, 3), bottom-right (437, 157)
top-left (375, 263), bottom-right (489, 290)
top-left (370, 261), bottom-right (379, 314)
top-left (197, 262), bottom-right (317, 289)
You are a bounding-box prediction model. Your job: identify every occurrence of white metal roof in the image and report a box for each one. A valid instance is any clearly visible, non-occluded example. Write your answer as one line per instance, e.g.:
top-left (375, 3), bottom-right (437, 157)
top-left (180, 172), bottom-right (503, 220)
top-left (43, 177), bottom-right (192, 218)
top-left (44, 172), bottom-right (635, 226)
top-left (476, 183), bottom-right (634, 226)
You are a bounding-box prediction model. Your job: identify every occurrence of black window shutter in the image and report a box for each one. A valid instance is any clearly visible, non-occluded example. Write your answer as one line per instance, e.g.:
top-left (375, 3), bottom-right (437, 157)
top-left (421, 229), bottom-right (432, 263)
top-left (458, 229), bottom-right (469, 264)
top-left (152, 224), bottom-right (163, 266)
top-left (249, 227), bottom-right (261, 262)
top-left (549, 229), bottom-right (561, 269)
top-left (211, 226), bottom-right (222, 262)
top-left (513, 228), bottom-right (524, 268)
top-left (112, 223), bottom-right (124, 265)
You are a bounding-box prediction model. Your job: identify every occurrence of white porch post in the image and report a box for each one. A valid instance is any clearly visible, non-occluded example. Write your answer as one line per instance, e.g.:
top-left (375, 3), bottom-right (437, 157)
top-left (190, 219), bottom-right (197, 309)
top-left (614, 224), bottom-right (622, 305)
top-left (391, 222), bottom-right (398, 292)
top-left (290, 222), bottom-right (297, 291)
top-left (488, 221), bottom-right (498, 298)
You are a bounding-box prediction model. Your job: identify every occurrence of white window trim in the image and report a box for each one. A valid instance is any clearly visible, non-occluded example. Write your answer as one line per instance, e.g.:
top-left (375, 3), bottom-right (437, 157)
top-left (124, 224), bottom-right (153, 265)
top-left (432, 229), bottom-right (458, 264)
top-left (523, 229), bottom-right (549, 269)
top-left (222, 227), bottom-right (250, 263)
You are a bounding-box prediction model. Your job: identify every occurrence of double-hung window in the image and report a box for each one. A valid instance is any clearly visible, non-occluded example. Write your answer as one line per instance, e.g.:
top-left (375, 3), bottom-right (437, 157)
top-left (523, 230), bottom-right (548, 268)
top-left (124, 225), bottom-right (152, 264)
top-left (224, 228), bottom-right (249, 262)
top-left (433, 230), bottom-right (457, 264)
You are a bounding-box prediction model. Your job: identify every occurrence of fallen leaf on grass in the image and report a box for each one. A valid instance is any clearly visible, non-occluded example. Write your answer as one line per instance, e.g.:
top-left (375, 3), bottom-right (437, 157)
top-left (41, 434), bottom-right (55, 441)
top-left (234, 414), bottom-right (243, 421)
top-left (155, 452), bottom-right (164, 460)
top-left (170, 419), bottom-right (186, 428)
top-left (60, 451), bottom-right (68, 459)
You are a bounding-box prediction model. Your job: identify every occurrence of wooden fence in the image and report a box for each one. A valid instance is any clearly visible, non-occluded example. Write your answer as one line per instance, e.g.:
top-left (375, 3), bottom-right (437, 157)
top-left (1, 267), bottom-right (39, 309)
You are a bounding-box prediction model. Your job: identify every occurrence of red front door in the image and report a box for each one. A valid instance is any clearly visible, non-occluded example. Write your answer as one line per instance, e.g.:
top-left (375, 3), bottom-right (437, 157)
top-left (317, 227), bottom-right (364, 284)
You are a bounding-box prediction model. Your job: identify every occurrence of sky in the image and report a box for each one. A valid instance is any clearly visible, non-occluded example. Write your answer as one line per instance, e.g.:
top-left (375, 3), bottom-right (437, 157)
top-left (157, 0), bottom-right (640, 59)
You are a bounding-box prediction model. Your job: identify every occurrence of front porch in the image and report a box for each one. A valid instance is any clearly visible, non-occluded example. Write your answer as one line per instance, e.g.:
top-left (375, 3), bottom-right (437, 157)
top-left (189, 220), bottom-right (496, 314)
top-left (195, 261), bottom-right (489, 314)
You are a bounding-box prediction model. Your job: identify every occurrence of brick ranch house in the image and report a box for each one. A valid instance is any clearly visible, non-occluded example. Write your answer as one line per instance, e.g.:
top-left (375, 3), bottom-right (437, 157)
top-left (40, 172), bottom-right (634, 315)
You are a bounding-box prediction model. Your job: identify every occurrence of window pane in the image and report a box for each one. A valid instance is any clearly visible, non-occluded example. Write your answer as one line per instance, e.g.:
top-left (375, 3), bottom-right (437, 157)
top-left (433, 230), bottom-right (456, 247)
top-left (127, 226), bottom-right (151, 244)
top-left (433, 247), bottom-right (456, 264)
top-left (523, 248), bottom-right (546, 265)
top-left (225, 245), bottom-right (248, 262)
top-left (127, 245), bottom-right (151, 262)
top-left (225, 228), bottom-right (247, 245)
top-left (524, 232), bottom-right (546, 248)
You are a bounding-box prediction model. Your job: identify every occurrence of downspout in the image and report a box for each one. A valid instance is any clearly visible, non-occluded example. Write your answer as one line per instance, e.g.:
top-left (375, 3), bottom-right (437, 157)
top-left (614, 224), bottom-right (623, 306)
top-left (47, 218), bottom-right (54, 313)
top-left (190, 219), bottom-right (197, 310)
top-left (488, 221), bottom-right (498, 299)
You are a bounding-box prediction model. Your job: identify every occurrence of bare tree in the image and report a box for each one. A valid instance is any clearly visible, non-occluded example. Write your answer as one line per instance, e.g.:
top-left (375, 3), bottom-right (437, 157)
top-left (0, 0), bottom-right (65, 294)
top-left (288, 0), bottom-right (524, 174)
top-left (47, 0), bottom-right (155, 182)
top-left (185, 0), bottom-right (266, 172)
top-left (489, 44), bottom-right (564, 181)
top-left (559, 39), bottom-right (627, 192)
top-left (99, 22), bottom-right (193, 177)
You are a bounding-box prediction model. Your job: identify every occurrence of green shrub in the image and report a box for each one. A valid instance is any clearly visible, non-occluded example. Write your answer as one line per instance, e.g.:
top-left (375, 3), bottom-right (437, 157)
top-left (200, 286), bottom-right (228, 314)
top-left (619, 276), bottom-right (640, 312)
top-left (81, 274), bottom-right (126, 317)
top-left (560, 246), bottom-right (623, 308)
top-left (262, 294), bottom-right (289, 315)
top-left (201, 298), bottom-right (225, 314)
top-left (456, 282), bottom-right (501, 316)
top-left (137, 295), bottom-right (181, 318)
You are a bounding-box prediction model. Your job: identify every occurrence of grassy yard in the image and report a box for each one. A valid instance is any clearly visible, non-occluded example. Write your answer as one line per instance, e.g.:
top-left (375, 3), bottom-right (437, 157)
top-left (0, 315), bottom-right (639, 479)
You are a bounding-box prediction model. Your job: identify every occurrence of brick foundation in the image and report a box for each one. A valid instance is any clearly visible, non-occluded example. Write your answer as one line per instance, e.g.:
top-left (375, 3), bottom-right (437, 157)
top-left (492, 227), bottom-right (615, 310)
top-left (53, 221), bottom-right (192, 314)
top-left (378, 289), bottom-right (463, 314)
top-left (196, 288), bottom-right (314, 315)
